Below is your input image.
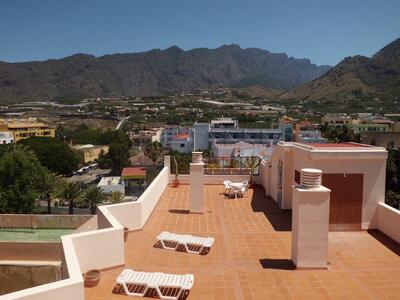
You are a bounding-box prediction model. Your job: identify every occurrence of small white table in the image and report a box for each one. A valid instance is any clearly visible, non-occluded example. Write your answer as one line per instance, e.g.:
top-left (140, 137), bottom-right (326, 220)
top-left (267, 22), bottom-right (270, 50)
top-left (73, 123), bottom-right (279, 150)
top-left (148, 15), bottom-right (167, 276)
top-left (229, 182), bottom-right (245, 189)
top-left (229, 182), bottom-right (245, 199)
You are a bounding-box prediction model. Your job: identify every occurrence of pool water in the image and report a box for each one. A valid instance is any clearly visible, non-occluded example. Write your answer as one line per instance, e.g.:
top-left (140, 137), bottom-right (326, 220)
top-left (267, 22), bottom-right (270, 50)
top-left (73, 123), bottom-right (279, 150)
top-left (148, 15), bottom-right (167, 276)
top-left (0, 228), bottom-right (74, 242)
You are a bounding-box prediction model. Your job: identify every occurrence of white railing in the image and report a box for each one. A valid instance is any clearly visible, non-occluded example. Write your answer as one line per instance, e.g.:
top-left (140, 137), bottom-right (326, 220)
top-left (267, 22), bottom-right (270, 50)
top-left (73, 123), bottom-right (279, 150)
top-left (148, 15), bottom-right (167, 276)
top-left (375, 203), bottom-right (400, 243)
top-left (1, 166), bottom-right (169, 300)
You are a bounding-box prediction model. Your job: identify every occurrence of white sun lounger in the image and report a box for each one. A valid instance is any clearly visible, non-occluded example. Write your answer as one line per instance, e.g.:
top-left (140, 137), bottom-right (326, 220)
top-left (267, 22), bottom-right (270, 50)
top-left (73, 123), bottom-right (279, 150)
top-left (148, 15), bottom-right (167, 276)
top-left (116, 268), bottom-right (194, 300)
top-left (157, 231), bottom-right (214, 254)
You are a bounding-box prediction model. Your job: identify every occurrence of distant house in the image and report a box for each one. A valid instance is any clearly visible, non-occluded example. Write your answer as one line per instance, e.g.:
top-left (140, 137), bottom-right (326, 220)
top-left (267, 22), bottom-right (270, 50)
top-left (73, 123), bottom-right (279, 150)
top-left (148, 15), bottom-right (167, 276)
top-left (72, 144), bottom-right (109, 164)
top-left (97, 176), bottom-right (125, 195)
top-left (121, 167), bottom-right (147, 197)
top-left (0, 131), bottom-right (14, 144)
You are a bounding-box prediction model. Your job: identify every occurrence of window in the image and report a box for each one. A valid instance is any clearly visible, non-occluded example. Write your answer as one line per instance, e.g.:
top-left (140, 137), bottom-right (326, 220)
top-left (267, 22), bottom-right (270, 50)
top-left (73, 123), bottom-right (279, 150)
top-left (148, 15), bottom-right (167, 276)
top-left (180, 144), bottom-right (185, 148)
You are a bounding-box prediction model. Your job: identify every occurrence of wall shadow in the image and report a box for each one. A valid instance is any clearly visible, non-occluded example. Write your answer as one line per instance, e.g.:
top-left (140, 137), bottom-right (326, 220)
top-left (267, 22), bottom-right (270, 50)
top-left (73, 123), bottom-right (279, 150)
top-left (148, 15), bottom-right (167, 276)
top-left (259, 259), bottom-right (295, 270)
top-left (367, 229), bottom-right (400, 256)
top-left (168, 209), bottom-right (190, 214)
top-left (251, 186), bottom-right (292, 231)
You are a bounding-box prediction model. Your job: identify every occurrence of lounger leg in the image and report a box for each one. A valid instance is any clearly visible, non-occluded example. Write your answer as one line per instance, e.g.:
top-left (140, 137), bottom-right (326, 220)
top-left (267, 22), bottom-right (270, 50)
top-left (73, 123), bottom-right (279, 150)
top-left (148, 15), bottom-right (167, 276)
top-left (155, 285), bottom-right (183, 300)
top-left (122, 282), bottom-right (149, 297)
top-left (184, 243), bottom-right (203, 254)
top-left (160, 239), bottom-right (179, 250)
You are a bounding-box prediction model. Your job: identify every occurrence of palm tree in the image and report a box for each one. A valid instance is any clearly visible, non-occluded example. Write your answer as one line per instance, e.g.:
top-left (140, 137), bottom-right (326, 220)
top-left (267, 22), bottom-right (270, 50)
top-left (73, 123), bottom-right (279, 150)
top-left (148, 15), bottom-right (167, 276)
top-left (42, 173), bottom-right (63, 214)
top-left (81, 186), bottom-right (107, 215)
top-left (145, 141), bottom-right (162, 167)
top-left (59, 181), bottom-right (81, 215)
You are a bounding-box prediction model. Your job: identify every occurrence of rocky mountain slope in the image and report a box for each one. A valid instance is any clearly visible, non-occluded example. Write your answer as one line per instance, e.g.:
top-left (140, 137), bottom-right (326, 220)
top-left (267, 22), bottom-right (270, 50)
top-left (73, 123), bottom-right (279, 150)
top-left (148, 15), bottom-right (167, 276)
top-left (0, 45), bottom-right (330, 103)
top-left (281, 38), bottom-right (400, 102)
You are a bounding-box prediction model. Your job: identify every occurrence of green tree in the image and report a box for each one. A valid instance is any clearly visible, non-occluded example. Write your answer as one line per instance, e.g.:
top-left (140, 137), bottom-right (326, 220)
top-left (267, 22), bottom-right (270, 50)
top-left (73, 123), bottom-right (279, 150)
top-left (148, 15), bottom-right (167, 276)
top-left (145, 141), bottom-right (162, 167)
top-left (321, 125), bottom-right (360, 143)
top-left (386, 191), bottom-right (400, 209)
top-left (386, 149), bottom-right (399, 192)
top-left (72, 126), bottom-right (102, 145)
top-left (80, 186), bottom-right (107, 215)
top-left (97, 149), bottom-right (112, 169)
top-left (99, 130), bottom-right (131, 147)
top-left (19, 137), bottom-right (79, 175)
top-left (0, 146), bottom-right (48, 213)
top-left (59, 181), bottom-right (81, 215)
top-left (109, 143), bottom-right (129, 174)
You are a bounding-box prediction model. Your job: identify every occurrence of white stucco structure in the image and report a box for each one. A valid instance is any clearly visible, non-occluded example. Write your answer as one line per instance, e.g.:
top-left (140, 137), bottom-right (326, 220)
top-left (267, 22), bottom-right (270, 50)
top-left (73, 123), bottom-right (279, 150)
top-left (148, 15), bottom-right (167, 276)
top-left (97, 177), bottom-right (125, 195)
top-left (264, 142), bottom-right (388, 230)
top-left (291, 169), bottom-right (331, 269)
top-left (0, 131), bottom-right (14, 144)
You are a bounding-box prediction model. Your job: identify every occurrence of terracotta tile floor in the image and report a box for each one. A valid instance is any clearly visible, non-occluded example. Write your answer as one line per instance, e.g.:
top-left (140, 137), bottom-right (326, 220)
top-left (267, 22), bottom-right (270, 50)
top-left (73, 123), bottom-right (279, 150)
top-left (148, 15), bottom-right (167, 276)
top-left (86, 185), bottom-right (400, 300)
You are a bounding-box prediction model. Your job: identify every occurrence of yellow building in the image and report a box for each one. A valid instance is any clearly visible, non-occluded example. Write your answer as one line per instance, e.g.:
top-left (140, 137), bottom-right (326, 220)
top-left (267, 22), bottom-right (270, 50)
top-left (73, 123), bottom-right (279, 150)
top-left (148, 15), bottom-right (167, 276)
top-left (0, 120), bottom-right (55, 142)
top-left (72, 144), bottom-right (109, 163)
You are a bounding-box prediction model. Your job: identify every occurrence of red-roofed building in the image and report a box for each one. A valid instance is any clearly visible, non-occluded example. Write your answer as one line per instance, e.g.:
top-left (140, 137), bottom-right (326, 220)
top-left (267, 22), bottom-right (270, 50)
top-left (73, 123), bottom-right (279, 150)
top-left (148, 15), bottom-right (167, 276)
top-left (166, 131), bottom-right (193, 153)
top-left (172, 133), bottom-right (189, 140)
top-left (121, 167), bottom-right (146, 180)
top-left (121, 167), bottom-right (147, 197)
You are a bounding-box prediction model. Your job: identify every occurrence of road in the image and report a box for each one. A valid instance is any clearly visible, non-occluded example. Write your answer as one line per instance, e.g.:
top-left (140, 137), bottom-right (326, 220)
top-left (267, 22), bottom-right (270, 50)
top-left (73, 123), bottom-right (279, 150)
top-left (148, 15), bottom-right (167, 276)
top-left (116, 116), bottom-right (130, 130)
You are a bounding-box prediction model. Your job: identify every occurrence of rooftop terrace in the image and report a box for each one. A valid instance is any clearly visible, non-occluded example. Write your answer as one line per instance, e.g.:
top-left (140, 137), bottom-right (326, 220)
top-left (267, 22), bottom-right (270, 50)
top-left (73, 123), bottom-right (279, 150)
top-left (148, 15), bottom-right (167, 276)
top-left (85, 185), bottom-right (400, 300)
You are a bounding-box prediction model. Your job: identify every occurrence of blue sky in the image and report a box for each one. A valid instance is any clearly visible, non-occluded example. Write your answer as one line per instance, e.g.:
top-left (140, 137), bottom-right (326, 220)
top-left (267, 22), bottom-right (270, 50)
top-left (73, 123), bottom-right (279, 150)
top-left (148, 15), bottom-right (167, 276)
top-left (0, 0), bottom-right (399, 65)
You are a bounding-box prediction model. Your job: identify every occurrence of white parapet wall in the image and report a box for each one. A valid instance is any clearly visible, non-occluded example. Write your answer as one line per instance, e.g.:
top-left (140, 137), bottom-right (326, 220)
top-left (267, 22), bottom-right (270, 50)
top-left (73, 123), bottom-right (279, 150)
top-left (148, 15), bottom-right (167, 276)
top-left (375, 203), bottom-right (400, 243)
top-left (1, 166), bottom-right (169, 300)
top-left (103, 166), bottom-right (169, 230)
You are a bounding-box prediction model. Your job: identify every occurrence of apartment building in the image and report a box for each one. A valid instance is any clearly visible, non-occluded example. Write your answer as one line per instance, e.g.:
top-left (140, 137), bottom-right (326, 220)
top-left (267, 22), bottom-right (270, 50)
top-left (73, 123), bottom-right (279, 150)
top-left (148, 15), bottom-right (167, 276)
top-left (322, 113), bottom-right (358, 127)
top-left (72, 144), bottom-right (109, 163)
top-left (161, 118), bottom-right (284, 153)
top-left (197, 118), bottom-right (283, 150)
top-left (0, 120), bottom-right (55, 142)
top-left (160, 125), bottom-right (191, 149)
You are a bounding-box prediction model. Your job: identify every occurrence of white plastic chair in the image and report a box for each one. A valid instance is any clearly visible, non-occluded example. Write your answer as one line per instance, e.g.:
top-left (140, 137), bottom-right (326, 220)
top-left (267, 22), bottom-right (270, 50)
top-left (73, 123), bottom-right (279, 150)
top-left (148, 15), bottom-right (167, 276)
top-left (223, 180), bottom-right (232, 193)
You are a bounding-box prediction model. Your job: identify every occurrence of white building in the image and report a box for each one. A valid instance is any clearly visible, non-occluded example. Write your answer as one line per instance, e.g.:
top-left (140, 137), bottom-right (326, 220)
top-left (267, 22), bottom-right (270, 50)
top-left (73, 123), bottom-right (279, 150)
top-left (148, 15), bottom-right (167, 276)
top-left (160, 125), bottom-right (191, 149)
top-left (0, 131), bottom-right (14, 144)
top-left (97, 176), bottom-right (125, 195)
top-left (212, 141), bottom-right (273, 159)
top-left (297, 130), bottom-right (328, 143)
top-left (161, 118), bottom-right (284, 153)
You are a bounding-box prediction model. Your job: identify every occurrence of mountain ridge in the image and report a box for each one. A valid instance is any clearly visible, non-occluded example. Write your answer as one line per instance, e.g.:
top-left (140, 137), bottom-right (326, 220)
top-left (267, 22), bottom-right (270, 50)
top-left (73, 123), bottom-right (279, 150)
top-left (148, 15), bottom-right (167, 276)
top-left (0, 45), bottom-right (330, 103)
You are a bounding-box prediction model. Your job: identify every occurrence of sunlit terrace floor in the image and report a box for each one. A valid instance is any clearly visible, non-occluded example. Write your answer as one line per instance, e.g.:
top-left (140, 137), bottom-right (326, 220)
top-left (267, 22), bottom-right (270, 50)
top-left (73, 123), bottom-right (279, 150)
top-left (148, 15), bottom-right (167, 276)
top-left (86, 185), bottom-right (400, 300)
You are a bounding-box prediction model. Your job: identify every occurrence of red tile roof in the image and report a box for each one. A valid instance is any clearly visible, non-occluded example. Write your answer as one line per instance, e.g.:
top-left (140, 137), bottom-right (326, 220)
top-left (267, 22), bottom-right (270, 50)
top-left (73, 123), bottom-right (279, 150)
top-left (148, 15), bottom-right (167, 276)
top-left (172, 133), bottom-right (189, 140)
top-left (121, 167), bottom-right (146, 179)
